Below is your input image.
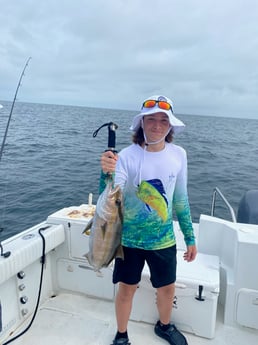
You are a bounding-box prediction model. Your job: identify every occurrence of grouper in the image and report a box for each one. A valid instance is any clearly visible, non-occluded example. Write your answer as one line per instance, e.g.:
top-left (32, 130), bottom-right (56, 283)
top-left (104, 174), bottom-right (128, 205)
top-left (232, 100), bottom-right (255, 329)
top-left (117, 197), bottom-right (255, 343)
top-left (83, 175), bottom-right (124, 271)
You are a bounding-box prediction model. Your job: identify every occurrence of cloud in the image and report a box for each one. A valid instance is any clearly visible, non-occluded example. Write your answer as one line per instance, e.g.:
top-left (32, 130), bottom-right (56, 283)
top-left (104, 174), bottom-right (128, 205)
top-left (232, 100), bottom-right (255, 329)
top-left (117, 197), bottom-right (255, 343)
top-left (0, 0), bottom-right (258, 118)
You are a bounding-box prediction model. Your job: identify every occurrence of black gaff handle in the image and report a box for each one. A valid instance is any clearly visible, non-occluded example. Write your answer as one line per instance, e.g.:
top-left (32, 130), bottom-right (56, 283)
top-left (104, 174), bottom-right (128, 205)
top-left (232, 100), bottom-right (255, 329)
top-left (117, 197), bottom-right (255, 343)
top-left (93, 122), bottom-right (118, 152)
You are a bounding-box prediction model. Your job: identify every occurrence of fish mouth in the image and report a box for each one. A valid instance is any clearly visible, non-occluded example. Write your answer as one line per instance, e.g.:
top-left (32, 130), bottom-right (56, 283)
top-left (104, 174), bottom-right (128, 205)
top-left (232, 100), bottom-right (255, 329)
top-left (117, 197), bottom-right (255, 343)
top-left (109, 186), bottom-right (123, 201)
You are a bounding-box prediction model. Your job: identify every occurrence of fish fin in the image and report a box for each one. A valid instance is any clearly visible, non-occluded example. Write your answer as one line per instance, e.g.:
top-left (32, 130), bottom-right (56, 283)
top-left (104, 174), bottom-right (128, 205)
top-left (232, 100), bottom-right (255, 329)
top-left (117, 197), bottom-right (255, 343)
top-left (82, 218), bottom-right (93, 234)
top-left (100, 222), bottom-right (107, 239)
top-left (102, 260), bottom-right (112, 268)
top-left (145, 204), bottom-right (151, 212)
top-left (84, 254), bottom-right (103, 276)
top-left (84, 252), bottom-right (91, 264)
top-left (145, 179), bottom-right (168, 205)
top-left (115, 245), bottom-right (124, 260)
top-left (96, 270), bottom-right (104, 278)
top-left (103, 245), bottom-right (124, 268)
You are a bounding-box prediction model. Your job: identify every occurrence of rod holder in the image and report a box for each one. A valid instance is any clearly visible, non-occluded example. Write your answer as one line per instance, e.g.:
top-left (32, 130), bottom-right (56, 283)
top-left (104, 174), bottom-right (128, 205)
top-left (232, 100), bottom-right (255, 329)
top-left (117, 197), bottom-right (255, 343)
top-left (0, 242), bottom-right (11, 258)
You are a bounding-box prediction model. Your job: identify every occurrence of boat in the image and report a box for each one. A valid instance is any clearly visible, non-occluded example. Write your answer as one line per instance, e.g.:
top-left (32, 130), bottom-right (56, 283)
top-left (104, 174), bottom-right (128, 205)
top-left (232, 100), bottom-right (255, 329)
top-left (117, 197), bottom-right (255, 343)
top-left (0, 187), bottom-right (258, 345)
top-left (1, 59), bottom-right (258, 344)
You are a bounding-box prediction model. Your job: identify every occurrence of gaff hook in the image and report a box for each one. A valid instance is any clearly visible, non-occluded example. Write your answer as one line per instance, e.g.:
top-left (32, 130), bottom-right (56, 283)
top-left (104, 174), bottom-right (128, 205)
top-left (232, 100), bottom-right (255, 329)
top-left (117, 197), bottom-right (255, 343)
top-left (93, 122), bottom-right (118, 152)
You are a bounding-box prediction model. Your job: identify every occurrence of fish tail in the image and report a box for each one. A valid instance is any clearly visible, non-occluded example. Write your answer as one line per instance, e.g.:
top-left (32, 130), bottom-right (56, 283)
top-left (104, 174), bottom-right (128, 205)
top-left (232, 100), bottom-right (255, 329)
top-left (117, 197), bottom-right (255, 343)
top-left (82, 217), bottom-right (93, 235)
top-left (84, 252), bottom-right (92, 265)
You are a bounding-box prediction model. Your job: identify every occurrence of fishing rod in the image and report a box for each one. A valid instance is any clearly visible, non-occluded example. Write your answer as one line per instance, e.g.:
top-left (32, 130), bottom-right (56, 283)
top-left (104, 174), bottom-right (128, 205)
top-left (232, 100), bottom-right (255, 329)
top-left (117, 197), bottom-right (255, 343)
top-left (0, 57), bottom-right (31, 248)
top-left (0, 57), bottom-right (32, 164)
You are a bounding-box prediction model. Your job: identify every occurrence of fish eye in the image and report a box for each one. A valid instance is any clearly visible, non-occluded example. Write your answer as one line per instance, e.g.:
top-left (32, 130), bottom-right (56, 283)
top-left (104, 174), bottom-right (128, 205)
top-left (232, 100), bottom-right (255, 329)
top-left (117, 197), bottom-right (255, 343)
top-left (115, 199), bottom-right (121, 206)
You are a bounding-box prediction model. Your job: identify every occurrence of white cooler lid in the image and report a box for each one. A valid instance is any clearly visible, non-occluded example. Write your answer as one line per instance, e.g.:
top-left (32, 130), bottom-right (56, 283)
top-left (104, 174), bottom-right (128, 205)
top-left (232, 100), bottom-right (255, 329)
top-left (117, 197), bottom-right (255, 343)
top-left (176, 250), bottom-right (220, 292)
top-left (47, 204), bottom-right (95, 226)
top-left (142, 250), bottom-right (220, 293)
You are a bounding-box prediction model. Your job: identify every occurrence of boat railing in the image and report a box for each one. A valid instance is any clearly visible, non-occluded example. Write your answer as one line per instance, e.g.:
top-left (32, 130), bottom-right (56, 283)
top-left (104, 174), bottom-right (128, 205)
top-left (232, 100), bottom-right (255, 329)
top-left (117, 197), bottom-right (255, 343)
top-left (211, 187), bottom-right (237, 223)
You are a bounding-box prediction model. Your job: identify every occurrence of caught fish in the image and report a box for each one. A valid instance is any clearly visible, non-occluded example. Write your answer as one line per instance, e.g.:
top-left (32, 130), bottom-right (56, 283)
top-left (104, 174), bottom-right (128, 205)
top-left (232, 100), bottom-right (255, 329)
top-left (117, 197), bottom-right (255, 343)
top-left (83, 176), bottom-right (124, 271)
top-left (136, 179), bottom-right (168, 221)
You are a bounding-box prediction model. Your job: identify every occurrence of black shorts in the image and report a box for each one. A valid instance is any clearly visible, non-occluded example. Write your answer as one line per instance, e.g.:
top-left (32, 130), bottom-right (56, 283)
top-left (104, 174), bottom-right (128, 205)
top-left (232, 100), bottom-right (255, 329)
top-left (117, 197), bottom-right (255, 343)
top-left (113, 245), bottom-right (177, 288)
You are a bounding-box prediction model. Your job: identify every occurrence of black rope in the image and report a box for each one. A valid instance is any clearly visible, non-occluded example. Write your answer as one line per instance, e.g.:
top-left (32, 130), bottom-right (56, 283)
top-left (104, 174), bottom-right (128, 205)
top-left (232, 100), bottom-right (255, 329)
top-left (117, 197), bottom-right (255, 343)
top-left (2, 226), bottom-right (50, 344)
top-left (92, 122), bottom-right (116, 137)
top-left (92, 122), bottom-right (118, 152)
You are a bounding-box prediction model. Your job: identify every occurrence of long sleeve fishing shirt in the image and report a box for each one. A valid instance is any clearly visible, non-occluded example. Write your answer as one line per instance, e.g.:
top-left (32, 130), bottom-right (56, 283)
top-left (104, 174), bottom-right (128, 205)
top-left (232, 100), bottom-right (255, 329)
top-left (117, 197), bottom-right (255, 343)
top-left (100, 142), bottom-right (195, 250)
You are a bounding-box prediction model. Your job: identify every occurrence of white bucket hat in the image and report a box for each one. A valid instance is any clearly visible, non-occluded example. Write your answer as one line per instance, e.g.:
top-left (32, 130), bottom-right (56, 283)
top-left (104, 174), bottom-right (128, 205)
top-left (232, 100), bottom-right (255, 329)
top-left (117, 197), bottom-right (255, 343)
top-left (130, 95), bottom-right (185, 134)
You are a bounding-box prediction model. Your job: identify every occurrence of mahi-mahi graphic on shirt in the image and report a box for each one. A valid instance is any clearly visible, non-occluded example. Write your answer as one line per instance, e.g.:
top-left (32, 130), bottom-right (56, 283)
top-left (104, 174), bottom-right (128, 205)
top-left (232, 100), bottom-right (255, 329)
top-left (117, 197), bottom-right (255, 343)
top-left (136, 179), bottom-right (168, 221)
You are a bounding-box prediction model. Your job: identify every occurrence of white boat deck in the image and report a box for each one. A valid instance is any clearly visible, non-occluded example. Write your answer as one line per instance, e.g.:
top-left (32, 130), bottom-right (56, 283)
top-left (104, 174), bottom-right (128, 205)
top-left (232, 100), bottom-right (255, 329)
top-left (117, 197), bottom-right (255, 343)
top-left (11, 292), bottom-right (258, 345)
top-left (1, 207), bottom-right (258, 345)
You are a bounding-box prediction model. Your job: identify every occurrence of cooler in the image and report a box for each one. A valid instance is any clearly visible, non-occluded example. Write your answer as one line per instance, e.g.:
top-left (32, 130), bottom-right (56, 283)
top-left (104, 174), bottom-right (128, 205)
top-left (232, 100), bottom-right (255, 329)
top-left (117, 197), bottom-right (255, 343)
top-left (46, 204), bottom-right (115, 300)
top-left (130, 250), bottom-right (220, 339)
top-left (47, 204), bottom-right (96, 260)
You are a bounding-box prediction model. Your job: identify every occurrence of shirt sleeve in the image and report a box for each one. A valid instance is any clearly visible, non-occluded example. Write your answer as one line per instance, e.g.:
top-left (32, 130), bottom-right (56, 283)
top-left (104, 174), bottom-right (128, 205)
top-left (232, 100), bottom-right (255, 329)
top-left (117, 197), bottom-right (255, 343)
top-left (173, 150), bottom-right (195, 246)
top-left (98, 170), bottom-right (108, 194)
top-left (98, 152), bottom-right (127, 194)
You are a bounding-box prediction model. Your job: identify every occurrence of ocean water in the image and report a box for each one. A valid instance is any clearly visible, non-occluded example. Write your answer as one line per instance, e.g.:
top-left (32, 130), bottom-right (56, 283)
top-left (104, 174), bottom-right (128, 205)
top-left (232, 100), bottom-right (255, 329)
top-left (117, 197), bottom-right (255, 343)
top-left (0, 100), bottom-right (258, 241)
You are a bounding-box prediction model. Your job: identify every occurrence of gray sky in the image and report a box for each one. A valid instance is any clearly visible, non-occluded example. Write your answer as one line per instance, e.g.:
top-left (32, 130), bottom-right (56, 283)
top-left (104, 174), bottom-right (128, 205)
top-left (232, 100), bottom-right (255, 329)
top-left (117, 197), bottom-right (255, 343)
top-left (1, 0), bottom-right (258, 118)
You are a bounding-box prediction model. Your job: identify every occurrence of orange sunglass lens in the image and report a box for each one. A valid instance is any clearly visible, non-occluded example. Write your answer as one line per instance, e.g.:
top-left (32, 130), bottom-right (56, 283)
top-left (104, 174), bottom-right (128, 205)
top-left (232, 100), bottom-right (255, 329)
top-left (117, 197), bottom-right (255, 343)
top-left (158, 101), bottom-right (170, 110)
top-left (144, 100), bottom-right (156, 108)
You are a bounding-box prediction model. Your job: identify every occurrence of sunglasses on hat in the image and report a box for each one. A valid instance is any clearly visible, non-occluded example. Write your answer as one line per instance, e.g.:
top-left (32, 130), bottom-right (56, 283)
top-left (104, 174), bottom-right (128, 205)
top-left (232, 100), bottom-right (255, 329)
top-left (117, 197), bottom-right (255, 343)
top-left (142, 100), bottom-right (173, 112)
